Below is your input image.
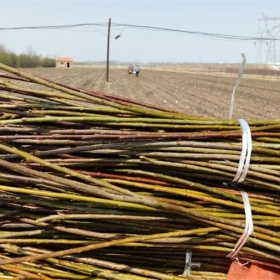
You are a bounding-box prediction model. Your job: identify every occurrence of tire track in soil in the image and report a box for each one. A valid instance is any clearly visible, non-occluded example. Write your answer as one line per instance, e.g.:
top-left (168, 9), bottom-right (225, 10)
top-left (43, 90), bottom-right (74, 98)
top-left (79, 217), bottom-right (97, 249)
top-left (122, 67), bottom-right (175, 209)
top-left (127, 70), bottom-right (214, 116)
top-left (135, 72), bottom-right (185, 113)
top-left (139, 71), bottom-right (231, 118)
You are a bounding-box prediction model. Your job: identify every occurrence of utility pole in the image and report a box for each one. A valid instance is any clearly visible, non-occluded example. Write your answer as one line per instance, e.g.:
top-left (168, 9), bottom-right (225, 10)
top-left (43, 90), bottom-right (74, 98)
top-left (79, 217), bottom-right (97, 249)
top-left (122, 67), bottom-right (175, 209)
top-left (106, 18), bottom-right (111, 82)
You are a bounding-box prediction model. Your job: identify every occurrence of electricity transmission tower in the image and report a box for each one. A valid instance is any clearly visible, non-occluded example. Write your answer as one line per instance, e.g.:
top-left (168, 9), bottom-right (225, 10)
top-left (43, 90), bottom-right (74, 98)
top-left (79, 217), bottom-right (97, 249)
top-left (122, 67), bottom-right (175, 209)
top-left (256, 15), bottom-right (280, 64)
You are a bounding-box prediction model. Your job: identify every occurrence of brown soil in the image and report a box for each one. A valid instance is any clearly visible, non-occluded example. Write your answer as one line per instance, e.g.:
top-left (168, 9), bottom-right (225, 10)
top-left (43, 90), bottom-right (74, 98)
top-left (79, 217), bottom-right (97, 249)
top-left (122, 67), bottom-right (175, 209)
top-left (25, 66), bottom-right (280, 120)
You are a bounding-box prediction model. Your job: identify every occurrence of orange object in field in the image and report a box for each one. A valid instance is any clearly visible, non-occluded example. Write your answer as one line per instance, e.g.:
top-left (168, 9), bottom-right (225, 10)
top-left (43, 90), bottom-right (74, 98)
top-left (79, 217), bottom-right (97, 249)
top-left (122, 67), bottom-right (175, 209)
top-left (226, 260), bottom-right (280, 280)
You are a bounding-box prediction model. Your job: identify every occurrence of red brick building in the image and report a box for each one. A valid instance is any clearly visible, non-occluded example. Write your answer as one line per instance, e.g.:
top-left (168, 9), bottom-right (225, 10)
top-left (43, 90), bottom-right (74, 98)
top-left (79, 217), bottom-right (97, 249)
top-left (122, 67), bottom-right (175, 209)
top-left (55, 57), bottom-right (73, 69)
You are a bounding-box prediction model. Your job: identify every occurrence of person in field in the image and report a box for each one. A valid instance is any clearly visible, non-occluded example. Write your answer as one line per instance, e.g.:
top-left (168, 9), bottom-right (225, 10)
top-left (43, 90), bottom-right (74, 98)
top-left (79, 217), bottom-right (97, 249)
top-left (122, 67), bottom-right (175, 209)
top-left (128, 64), bottom-right (134, 74)
top-left (134, 65), bottom-right (140, 77)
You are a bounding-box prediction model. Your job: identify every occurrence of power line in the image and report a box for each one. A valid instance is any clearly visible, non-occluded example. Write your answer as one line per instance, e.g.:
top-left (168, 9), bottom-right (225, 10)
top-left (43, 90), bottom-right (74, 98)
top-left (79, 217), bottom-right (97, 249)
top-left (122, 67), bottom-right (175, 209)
top-left (0, 23), bottom-right (108, 31)
top-left (1, 22), bottom-right (280, 41)
top-left (112, 23), bottom-right (275, 41)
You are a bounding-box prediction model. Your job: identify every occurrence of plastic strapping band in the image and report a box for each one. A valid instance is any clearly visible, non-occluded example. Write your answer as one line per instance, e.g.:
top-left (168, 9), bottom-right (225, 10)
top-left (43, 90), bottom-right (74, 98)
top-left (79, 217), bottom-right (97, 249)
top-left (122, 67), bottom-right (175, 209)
top-left (231, 119), bottom-right (252, 184)
top-left (229, 53), bottom-right (246, 119)
top-left (226, 188), bottom-right (254, 259)
top-left (226, 119), bottom-right (254, 259)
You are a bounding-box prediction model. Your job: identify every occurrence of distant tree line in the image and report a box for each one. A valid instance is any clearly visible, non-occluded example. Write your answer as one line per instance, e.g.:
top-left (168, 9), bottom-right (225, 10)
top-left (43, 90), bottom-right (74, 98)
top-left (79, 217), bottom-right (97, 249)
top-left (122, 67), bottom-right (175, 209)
top-left (0, 44), bottom-right (55, 68)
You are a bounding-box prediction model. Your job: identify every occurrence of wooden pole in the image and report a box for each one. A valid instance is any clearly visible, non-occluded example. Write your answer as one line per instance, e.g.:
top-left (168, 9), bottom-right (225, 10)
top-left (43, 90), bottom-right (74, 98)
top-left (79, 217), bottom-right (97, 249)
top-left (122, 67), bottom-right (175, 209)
top-left (106, 18), bottom-right (111, 82)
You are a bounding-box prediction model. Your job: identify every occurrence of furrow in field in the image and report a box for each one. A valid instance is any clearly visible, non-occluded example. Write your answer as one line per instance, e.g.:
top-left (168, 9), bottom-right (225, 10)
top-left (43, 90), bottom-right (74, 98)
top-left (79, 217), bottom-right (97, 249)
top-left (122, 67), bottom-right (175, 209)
top-left (11, 67), bottom-right (280, 120)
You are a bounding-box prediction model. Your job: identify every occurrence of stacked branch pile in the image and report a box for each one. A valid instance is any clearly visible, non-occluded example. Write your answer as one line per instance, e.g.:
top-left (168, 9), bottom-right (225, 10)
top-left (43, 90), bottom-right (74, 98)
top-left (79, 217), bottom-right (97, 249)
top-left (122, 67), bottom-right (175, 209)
top-left (0, 63), bottom-right (279, 279)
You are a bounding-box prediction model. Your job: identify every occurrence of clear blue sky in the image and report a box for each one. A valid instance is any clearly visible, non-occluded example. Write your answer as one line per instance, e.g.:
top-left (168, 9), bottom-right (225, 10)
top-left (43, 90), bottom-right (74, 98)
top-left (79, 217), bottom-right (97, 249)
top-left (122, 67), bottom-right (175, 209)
top-left (1, 0), bottom-right (280, 63)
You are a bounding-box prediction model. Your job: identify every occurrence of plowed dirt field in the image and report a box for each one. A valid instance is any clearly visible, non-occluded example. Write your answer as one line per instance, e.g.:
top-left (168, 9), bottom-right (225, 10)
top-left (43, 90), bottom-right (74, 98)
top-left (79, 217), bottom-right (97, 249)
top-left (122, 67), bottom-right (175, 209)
top-left (26, 66), bottom-right (280, 120)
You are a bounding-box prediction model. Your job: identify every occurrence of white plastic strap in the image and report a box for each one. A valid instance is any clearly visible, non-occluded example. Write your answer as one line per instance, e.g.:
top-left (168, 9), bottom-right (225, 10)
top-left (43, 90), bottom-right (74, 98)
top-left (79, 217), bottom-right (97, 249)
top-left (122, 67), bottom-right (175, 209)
top-left (182, 250), bottom-right (201, 277)
top-left (226, 188), bottom-right (254, 259)
top-left (226, 119), bottom-right (252, 184)
top-left (229, 53), bottom-right (246, 119)
top-left (225, 119), bottom-right (253, 259)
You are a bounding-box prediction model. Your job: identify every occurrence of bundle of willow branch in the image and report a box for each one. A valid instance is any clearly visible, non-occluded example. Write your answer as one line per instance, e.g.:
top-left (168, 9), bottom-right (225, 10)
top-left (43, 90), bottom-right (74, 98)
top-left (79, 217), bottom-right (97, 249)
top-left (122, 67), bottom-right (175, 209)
top-left (0, 63), bottom-right (280, 279)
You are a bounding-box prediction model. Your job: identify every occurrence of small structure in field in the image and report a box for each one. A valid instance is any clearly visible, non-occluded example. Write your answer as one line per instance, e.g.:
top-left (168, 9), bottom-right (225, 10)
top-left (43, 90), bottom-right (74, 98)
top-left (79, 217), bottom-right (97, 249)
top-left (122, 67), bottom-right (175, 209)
top-left (55, 57), bottom-right (73, 69)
